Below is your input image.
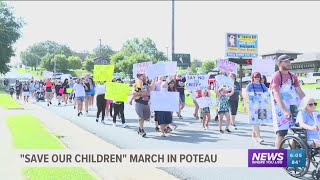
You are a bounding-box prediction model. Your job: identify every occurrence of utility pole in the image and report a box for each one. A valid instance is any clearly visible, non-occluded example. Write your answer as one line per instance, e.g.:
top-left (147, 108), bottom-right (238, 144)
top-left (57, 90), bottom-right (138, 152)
top-left (171, 0), bottom-right (175, 62)
top-left (166, 46), bottom-right (169, 60)
top-left (99, 39), bottom-right (102, 58)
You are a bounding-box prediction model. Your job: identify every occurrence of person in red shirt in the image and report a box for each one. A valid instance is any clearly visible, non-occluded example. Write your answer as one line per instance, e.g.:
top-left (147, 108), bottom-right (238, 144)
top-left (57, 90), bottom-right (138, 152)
top-left (45, 78), bottom-right (54, 106)
top-left (270, 54), bottom-right (305, 148)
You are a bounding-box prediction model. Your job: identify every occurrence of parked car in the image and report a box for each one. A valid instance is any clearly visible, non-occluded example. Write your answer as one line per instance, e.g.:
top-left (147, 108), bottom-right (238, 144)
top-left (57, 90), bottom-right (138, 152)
top-left (208, 73), bottom-right (217, 90)
top-left (299, 72), bottom-right (320, 85)
top-left (52, 72), bottom-right (63, 80)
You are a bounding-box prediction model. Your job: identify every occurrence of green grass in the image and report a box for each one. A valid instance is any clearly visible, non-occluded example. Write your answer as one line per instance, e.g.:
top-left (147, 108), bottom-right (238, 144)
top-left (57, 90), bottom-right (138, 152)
top-left (302, 84), bottom-right (320, 89)
top-left (0, 94), bottom-right (20, 109)
top-left (5, 114), bottom-right (96, 180)
top-left (68, 69), bottom-right (91, 77)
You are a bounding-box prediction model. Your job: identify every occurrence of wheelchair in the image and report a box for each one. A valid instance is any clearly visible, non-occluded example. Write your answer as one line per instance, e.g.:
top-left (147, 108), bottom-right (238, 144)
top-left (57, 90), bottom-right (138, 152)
top-left (280, 126), bottom-right (320, 179)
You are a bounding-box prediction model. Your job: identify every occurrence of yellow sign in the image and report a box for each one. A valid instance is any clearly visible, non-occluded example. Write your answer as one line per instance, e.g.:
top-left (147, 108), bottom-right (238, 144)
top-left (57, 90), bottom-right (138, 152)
top-left (93, 65), bottom-right (114, 81)
top-left (66, 88), bottom-right (72, 94)
top-left (105, 82), bottom-right (130, 102)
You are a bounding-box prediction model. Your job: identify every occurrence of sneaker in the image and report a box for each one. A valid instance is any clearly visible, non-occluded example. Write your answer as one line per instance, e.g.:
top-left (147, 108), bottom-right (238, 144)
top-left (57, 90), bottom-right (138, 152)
top-left (172, 124), bottom-right (178, 130)
top-left (122, 123), bottom-right (127, 128)
top-left (193, 114), bottom-right (199, 120)
top-left (74, 106), bottom-right (76, 109)
top-left (155, 127), bottom-right (160, 132)
top-left (102, 120), bottom-right (107, 125)
top-left (220, 129), bottom-right (224, 134)
top-left (233, 125), bottom-right (238, 130)
top-left (49, 101), bottom-right (52, 105)
top-left (257, 138), bottom-right (264, 143)
top-left (165, 127), bottom-right (172, 133)
top-left (77, 112), bottom-right (81, 116)
top-left (203, 127), bottom-right (207, 130)
top-left (80, 112), bottom-right (83, 115)
top-left (178, 115), bottom-right (183, 119)
top-left (214, 115), bottom-right (218, 121)
top-left (161, 134), bottom-right (166, 137)
top-left (86, 110), bottom-right (88, 114)
top-left (96, 118), bottom-right (99, 122)
top-left (58, 103), bottom-right (61, 106)
top-left (47, 103), bottom-right (49, 106)
top-left (225, 129), bottom-right (231, 133)
top-left (139, 129), bottom-right (146, 137)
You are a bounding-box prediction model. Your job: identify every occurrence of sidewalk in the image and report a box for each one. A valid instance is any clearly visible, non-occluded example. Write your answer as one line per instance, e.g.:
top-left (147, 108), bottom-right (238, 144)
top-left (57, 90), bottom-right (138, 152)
top-left (21, 102), bottom-right (178, 180)
top-left (0, 108), bottom-right (24, 180)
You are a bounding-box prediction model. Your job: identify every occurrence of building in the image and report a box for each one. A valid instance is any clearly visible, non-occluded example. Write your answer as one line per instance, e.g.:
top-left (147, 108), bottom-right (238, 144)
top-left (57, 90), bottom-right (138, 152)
top-left (93, 57), bottom-right (109, 65)
top-left (291, 53), bottom-right (320, 74)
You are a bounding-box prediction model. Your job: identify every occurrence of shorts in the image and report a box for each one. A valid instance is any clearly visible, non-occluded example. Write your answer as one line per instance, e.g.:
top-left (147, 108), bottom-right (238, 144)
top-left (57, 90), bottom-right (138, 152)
top-left (85, 92), bottom-right (91, 96)
top-left (180, 94), bottom-right (185, 103)
top-left (56, 93), bottom-right (62, 97)
top-left (228, 100), bottom-right (239, 115)
top-left (135, 102), bottom-right (151, 120)
top-left (218, 111), bottom-right (228, 115)
top-left (45, 92), bottom-right (53, 99)
top-left (154, 111), bottom-right (158, 121)
top-left (201, 107), bottom-right (210, 114)
top-left (76, 96), bottom-right (85, 102)
top-left (91, 94), bottom-right (95, 97)
top-left (276, 130), bottom-right (288, 137)
top-left (22, 92), bottom-right (30, 97)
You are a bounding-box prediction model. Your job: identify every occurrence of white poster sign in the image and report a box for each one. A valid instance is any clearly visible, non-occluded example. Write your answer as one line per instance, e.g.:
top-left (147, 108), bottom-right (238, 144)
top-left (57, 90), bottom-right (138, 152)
top-left (185, 75), bottom-right (209, 90)
top-left (215, 75), bottom-right (234, 88)
top-left (43, 72), bottom-right (53, 79)
top-left (150, 91), bottom-right (179, 112)
top-left (217, 59), bottom-right (238, 75)
top-left (132, 62), bottom-right (152, 78)
top-left (147, 61), bottom-right (177, 79)
top-left (196, 97), bottom-right (215, 109)
top-left (252, 59), bottom-right (275, 76)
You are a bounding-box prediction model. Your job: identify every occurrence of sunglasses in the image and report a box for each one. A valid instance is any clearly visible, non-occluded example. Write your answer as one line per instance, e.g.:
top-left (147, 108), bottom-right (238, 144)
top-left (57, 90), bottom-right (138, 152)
top-left (308, 103), bottom-right (318, 107)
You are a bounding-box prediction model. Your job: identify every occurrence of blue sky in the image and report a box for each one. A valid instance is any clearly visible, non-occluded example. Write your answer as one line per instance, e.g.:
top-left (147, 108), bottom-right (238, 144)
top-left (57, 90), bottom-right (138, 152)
top-left (8, 1), bottom-right (320, 64)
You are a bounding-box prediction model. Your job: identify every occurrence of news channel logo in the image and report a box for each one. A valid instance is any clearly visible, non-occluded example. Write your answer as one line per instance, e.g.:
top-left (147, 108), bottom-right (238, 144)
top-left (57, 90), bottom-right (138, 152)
top-left (248, 149), bottom-right (306, 168)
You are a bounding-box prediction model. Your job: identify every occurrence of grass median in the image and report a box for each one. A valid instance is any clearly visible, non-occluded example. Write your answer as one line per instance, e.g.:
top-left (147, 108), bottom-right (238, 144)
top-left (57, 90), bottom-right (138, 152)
top-left (0, 90), bottom-right (20, 109)
top-left (5, 114), bottom-right (96, 180)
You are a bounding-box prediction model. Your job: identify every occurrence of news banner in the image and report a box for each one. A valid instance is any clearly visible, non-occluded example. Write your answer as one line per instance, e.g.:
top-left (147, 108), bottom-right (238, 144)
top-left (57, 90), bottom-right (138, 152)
top-left (16, 149), bottom-right (305, 168)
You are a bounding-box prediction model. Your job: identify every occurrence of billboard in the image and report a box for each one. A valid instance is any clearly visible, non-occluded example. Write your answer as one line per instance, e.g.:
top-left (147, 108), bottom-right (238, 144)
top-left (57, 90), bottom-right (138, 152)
top-left (173, 53), bottom-right (191, 67)
top-left (226, 33), bottom-right (258, 58)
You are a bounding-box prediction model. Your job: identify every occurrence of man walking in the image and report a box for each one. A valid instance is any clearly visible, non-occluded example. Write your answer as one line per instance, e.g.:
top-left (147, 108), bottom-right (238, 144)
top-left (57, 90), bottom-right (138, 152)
top-left (270, 54), bottom-right (305, 148)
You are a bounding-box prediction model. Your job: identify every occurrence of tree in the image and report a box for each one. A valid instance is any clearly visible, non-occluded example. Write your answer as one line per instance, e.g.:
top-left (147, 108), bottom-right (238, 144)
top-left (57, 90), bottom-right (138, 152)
top-left (40, 53), bottom-right (54, 71)
top-left (92, 45), bottom-right (114, 60)
top-left (200, 60), bottom-right (215, 73)
top-left (192, 59), bottom-right (202, 67)
top-left (85, 57), bottom-right (94, 72)
top-left (20, 51), bottom-right (39, 70)
top-left (52, 54), bottom-right (69, 72)
top-left (189, 65), bottom-right (198, 75)
top-left (0, 2), bottom-right (24, 74)
top-left (67, 56), bottom-right (82, 70)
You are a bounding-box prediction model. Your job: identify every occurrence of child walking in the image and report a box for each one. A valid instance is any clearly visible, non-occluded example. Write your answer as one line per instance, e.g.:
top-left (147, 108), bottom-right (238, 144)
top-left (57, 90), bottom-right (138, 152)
top-left (200, 90), bottom-right (211, 130)
top-left (112, 79), bottom-right (127, 128)
top-left (217, 87), bottom-right (232, 133)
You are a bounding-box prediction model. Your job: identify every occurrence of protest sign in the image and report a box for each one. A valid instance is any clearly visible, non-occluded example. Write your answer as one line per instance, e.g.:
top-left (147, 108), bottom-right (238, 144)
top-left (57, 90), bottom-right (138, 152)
top-left (132, 62), bottom-right (152, 78)
top-left (252, 59), bottom-right (275, 76)
top-left (105, 82), bottom-right (130, 102)
top-left (248, 91), bottom-right (272, 124)
top-left (147, 61), bottom-right (177, 79)
top-left (185, 75), bottom-right (209, 90)
top-left (44, 72), bottom-right (53, 79)
top-left (93, 65), bottom-right (114, 81)
top-left (217, 59), bottom-right (238, 75)
top-left (150, 91), bottom-right (179, 112)
top-left (215, 75), bottom-right (234, 88)
top-left (66, 88), bottom-right (72, 94)
top-left (196, 97), bottom-right (215, 109)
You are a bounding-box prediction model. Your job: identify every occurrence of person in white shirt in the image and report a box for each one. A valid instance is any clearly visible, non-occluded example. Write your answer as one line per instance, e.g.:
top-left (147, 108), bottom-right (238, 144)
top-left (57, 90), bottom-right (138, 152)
top-left (95, 81), bottom-right (107, 123)
top-left (73, 79), bottom-right (86, 116)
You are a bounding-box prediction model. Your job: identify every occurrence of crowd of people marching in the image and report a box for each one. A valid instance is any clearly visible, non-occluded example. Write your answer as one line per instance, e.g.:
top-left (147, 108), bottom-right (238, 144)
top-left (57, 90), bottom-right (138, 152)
top-left (6, 54), bottom-right (320, 147)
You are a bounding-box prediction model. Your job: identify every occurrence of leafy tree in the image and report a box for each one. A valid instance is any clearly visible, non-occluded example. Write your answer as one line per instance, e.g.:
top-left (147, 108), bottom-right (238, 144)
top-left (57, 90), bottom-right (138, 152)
top-left (189, 65), bottom-right (198, 75)
top-left (192, 59), bottom-right (202, 67)
top-left (40, 53), bottom-right (54, 71)
top-left (20, 51), bottom-right (39, 70)
top-left (67, 56), bottom-right (82, 70)
top-left (85, 57), bottom-right (94, 72)
top-left (0, 2), bottom-right (24, 74)
top-left (92, 45), bottom-right (114, 60)
top-left (200, 60), bottom-right (215, 73)
top-left (52, 54), bottom-right (69, 72)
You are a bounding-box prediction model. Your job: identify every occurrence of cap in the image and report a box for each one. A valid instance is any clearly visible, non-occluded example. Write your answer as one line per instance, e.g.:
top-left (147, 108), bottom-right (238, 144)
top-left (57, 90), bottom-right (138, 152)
top-left (277, 54), bottom-right (294, 63)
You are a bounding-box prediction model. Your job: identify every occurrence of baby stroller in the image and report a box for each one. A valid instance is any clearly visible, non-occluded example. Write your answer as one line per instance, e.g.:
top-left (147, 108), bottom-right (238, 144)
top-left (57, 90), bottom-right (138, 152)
top-left (36, 89), bottom-right (45, 102)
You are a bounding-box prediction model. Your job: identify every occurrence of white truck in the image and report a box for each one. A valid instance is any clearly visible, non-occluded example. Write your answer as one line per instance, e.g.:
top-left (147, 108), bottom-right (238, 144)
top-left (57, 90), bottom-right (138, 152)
top-left (299, 72), bottom-right (320, 84)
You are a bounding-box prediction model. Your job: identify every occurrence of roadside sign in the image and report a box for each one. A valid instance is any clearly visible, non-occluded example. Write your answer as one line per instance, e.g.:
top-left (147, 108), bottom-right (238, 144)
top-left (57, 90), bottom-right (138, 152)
top-left (225, 33), bottom-right (258, 58)
top-left (173, 54), bottom-right (191, 67)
